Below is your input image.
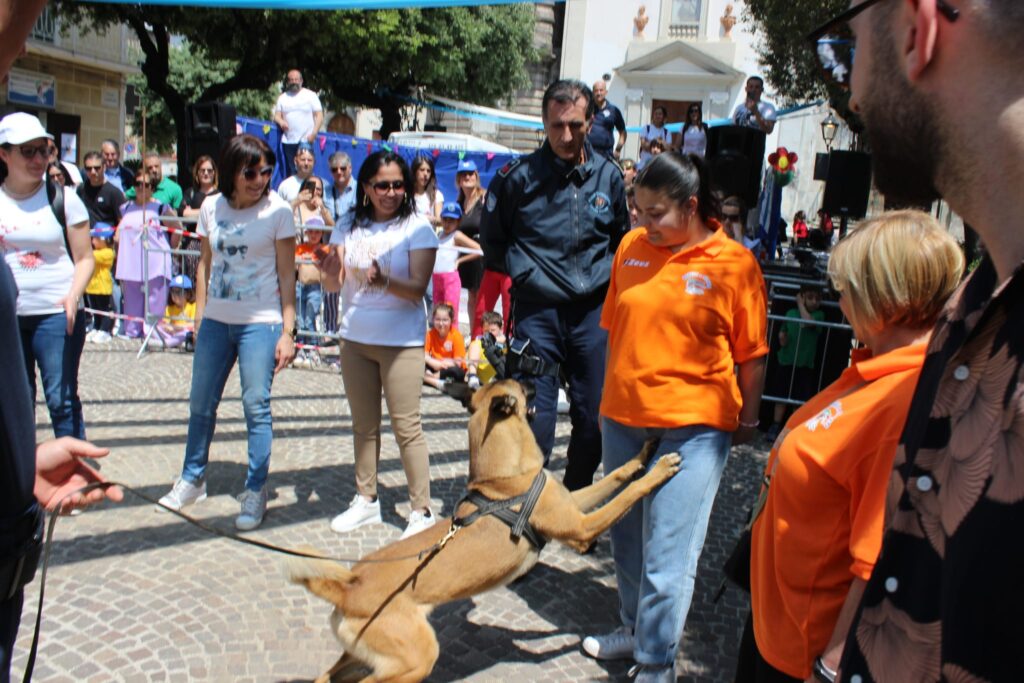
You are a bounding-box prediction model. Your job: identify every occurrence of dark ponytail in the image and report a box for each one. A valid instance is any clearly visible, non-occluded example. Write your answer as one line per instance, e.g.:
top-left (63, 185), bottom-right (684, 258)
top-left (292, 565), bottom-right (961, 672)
top-left (634, 152), bottom-right (719, 223)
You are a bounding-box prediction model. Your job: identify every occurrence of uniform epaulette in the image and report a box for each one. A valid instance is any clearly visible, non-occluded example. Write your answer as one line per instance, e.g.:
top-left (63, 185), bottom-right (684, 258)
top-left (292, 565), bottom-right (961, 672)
top-left (496, 157), bottom-right (523, 178)
top-left (608, 158), bottom-right (624, 177)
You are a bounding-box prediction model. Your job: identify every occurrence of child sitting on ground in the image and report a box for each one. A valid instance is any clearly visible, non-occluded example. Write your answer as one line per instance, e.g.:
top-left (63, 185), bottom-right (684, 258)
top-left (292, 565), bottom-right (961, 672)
top-left (466, 310), bottom-right (507, 389)
top-left (294, 216), bottom-right (330, 368)
top-left (154, 274), bottom-right (197, 350)
top-left (85, 223), bottom-right (116, 343)
top-left (766, 284), bottom-right (825, 439)
top-left (424, 303), bottom-right (466, 390)
top-left (432, 202), bottom-right (481, 328)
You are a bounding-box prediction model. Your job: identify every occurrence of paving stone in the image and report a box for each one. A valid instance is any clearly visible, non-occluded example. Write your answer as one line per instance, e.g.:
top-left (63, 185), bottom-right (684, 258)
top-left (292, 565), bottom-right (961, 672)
top-left (11, 338), bottom-right (771, 681)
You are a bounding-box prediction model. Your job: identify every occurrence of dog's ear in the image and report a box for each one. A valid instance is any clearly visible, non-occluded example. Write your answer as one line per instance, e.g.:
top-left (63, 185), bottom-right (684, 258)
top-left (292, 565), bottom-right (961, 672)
top-left (490, 393), bottom-right (518, 417)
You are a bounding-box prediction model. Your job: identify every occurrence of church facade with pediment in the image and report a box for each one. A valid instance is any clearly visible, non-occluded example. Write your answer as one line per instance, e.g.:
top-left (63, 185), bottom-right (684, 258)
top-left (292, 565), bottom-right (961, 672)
top-left (559, 0), bottom-right (771, 161)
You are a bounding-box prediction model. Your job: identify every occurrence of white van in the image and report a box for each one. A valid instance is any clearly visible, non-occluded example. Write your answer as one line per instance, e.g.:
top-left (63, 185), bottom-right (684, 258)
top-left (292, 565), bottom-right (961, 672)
top-left (387, 131), bottom-right (513, 154)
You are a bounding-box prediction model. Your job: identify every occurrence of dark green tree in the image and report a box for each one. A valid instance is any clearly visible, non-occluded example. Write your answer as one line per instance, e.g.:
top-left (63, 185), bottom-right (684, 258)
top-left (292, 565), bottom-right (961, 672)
top-left (743, 0), bottom-right (859, 128)
top-left (128, 41), bottom-right (278, 152)
top-left (54, 3), bottom-right (535, 174)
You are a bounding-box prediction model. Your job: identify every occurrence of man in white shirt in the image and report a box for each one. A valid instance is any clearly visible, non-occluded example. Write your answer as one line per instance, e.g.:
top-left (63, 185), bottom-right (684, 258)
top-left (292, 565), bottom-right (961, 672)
top-left (638, 106), bottom-right (673, 167)
top-left (273, 69), bottom-right (323, 178)
top-left (732, 75), bottom-right (777, 134)
top-left (275, 145), bottom-right (318, 207)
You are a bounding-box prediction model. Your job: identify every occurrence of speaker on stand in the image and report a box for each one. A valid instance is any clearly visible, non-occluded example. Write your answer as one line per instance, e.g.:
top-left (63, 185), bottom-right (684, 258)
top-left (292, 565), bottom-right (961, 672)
top-left (183, 102), bottom-right (237, 188)
top-left (705, 125), bottom-right (767, 208)
top-left (822, 150), bottom-right (872, 238)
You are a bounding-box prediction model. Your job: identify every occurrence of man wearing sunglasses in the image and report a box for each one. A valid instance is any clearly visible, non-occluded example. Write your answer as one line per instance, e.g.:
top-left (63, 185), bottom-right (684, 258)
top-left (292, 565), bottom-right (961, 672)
top-left (76, 150), bottom-right (125, 228)
top-left (125, 152), bottom-right (182, 211)
top-left (802, 2), bottom-right (1024, 682)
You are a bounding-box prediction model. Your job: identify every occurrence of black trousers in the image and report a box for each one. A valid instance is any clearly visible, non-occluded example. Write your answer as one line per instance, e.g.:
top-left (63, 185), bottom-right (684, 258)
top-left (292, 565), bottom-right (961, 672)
top-left (734, 611), bottom-right (802, 683)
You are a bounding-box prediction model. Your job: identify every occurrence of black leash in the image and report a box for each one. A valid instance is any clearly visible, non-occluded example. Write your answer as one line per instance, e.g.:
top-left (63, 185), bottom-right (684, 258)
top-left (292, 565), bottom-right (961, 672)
top-left (20, 481), bottom-right (460, 683)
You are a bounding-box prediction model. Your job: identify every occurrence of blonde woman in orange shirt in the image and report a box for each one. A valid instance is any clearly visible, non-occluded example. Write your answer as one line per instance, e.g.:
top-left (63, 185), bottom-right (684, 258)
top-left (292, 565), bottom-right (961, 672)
top-left (736, 211), bottom-right (963, 683)
top-left (581, 153), bottom-right (769, 682)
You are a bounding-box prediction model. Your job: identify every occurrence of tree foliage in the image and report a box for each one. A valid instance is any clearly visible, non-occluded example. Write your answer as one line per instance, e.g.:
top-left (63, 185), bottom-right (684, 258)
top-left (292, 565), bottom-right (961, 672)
top-left (129, 42), bottom-right (278, 152)
top-left (743, 0), bottom-right (858, 127)
top-left (54, 2), bottom-right (535, 171)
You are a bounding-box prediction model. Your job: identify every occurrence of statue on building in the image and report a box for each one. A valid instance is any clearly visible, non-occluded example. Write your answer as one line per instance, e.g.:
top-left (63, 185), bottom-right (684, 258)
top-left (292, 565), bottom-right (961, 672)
top-left (633, 5), bottom-right (650, 40)
top-left (721, 3), bottom-right (737, 40)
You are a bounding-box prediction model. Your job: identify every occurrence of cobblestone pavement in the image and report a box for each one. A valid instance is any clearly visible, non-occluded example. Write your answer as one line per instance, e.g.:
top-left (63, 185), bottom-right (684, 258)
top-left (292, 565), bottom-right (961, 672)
top-left (14, 340), bottom-right (769, 683)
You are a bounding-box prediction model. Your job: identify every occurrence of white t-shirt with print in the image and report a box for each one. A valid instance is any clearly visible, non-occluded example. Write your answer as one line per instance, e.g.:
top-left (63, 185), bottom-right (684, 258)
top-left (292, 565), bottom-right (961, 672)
top-left (0, 183), bottom-right (89, 316)
top-left (274, 88), bottom-right (323, 144)
top-left (198, 193), bottom-right (295, 325)
top-left (638, 124), bottom-right (673, 165)
top-left (339, 214), bottom-right (439, 347)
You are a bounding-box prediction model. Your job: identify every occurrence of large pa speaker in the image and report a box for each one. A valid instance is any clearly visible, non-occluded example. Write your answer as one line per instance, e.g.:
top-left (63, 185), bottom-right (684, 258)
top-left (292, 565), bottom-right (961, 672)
top-left (822, 150), bottom-right (872, 219)
top-left (706, 125), bottom-right (766, 207)
top-left (183, 102), bottom-right (237, 186)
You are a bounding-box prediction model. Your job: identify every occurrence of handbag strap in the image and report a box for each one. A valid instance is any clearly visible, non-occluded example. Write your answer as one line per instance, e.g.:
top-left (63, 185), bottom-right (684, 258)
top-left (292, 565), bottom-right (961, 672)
top-left (748, 377), bottom-right (872, 529)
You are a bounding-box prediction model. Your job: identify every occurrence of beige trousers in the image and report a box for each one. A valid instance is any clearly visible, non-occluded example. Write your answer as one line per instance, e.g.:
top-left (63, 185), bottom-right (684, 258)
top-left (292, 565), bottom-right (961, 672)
top-left (339, 340), bottom-right (431, 510)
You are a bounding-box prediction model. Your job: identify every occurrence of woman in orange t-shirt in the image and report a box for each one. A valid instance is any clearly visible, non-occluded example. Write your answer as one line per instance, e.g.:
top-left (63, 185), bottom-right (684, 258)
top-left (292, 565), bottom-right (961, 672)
top-left (736, 211), bottom-right (964, 683)
top-left (581, 153), bottom-right (768, 681)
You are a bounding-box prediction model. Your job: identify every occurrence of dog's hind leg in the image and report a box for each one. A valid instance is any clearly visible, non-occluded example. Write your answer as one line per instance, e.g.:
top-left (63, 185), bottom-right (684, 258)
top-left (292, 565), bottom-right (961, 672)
top-left (350, 605), bottom-right (439, 683)
top-left (315, 651), bottom-right (366, 683)
top-left (571, 438), bottom-right (660, 511)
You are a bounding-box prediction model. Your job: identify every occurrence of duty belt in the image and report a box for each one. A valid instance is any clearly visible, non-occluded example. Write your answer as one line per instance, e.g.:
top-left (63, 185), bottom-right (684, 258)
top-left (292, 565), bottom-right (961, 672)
top-left (451, 470), bottom-right (548, 550)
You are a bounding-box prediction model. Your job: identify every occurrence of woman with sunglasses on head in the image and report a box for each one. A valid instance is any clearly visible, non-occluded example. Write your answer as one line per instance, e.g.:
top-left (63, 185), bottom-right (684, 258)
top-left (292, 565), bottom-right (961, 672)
top-left (114, 169), bottom-right (176, 339)
top-left (178, 155), bottom-right (220, 284)
top-left (157, 135), bottom-right (296, 532)
top-left (680, 103), bottom-right (708, 158)
top-left (0, 112), bottom-right (93, 439)
top-left (320, 150), bottom-right (439, 540)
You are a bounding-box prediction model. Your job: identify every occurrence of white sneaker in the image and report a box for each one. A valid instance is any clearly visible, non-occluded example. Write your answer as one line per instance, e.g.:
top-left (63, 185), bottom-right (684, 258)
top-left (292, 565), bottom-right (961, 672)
top-left (400, 509), bottom-right (436, 540)
top-left (330, 495), bottom-right (382, 533)
top-left (582, 625), bottom-right (635, 661)
top-left (235, 487), bottom-right (268, 531)
top-left (156, 478), bottom-right (207, 512)
top-left (93, 330), bottom-right (112, 343)
top-left (557, 387), bottom-right (571, 414)
top-left (85, 329), bottom-right (97, 343)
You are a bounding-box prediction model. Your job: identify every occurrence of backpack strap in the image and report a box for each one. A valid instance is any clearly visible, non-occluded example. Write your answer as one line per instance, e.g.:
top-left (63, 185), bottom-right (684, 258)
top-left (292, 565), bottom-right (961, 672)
top-left (46, 179), bottom-right (73, 263)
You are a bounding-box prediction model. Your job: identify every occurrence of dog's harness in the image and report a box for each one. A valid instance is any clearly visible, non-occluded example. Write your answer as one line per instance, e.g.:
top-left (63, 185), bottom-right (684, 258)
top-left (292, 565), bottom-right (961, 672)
top-left (451, 470), bottom-right (548, 550)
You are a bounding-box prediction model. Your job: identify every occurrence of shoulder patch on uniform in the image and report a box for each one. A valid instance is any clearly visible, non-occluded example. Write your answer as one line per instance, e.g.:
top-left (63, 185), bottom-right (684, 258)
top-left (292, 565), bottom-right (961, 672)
top-left (497, 157), bottom-right (522, 178)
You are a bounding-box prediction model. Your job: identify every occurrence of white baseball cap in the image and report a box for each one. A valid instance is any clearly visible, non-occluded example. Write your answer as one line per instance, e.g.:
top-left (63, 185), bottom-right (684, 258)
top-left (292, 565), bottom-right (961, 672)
top-left (0, 112), bottom-right (54, 146)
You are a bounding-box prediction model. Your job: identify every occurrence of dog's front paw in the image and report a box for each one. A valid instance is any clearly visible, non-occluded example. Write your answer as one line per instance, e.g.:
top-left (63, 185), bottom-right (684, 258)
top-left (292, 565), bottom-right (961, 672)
top-left (647, 453), bottom-right (681, 483)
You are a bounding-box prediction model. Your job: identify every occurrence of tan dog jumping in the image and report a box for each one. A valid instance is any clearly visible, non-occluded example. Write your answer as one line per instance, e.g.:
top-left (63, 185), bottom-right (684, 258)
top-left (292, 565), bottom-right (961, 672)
top-left (288, 379), bottom-right (681, 683)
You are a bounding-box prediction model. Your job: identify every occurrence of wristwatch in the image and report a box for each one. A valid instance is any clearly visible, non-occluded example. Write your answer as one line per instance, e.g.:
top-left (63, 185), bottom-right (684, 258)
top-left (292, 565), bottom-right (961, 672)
top-left (285, 326), bottom-right (297, 340)
top-left (813, 656), bottom-right (837, 683)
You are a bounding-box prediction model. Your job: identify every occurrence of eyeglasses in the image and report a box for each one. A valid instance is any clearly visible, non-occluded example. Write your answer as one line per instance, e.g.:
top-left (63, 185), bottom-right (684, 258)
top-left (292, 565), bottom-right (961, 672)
top-left (85, 165), bottom-right (103, 172)
top-left (372, 180), bottom-right (405, 193)
top-left (241, 165), bottom-right (274, 181)
top-left (807, 0), bottom-right (959, 90)
top-left (134, 181), bottom-right (151, 188)
top-left (330, 166), bottom-right (350, 173)
top-left (198, 167), bottom-right (214, 174)
top-left (17, 144), bottom-right (49, 160)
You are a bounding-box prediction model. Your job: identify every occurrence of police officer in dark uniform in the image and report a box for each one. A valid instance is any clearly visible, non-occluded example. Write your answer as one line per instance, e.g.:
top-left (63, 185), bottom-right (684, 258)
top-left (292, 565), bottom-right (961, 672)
top-left (480, 79), bottom-right (629, 491)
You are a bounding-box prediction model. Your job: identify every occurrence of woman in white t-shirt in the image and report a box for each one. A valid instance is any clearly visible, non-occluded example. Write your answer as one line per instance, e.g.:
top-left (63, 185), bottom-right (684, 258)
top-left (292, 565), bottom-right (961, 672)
top-left (411, 155), bottom-right (443, 228)
top-left (321, 151), bottom-right (439, 540)
top-left (157, 135), bottom-right (297, 532)
top-left (0, 112), bottom-right (94, 439)
top-left (680, 103), bottom-right (709, 158)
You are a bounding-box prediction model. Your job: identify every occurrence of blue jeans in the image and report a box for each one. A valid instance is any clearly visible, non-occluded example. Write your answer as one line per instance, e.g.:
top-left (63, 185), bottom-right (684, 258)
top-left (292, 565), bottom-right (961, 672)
top-left (18, 311), bottom-right (86, 438)
top-left (511, 293), bottom-right (606, 490)
top-left (295, 282), bottom-right (322, 345)
top-left (602, 417), bottom-right (732, 666)
top-left (181, 319), bottom-right (280, 492)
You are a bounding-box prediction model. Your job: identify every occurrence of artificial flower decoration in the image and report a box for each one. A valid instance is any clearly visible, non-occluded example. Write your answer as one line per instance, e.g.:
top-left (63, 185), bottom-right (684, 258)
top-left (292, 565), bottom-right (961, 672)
top-left (768, 147), bottom-right (798, 186)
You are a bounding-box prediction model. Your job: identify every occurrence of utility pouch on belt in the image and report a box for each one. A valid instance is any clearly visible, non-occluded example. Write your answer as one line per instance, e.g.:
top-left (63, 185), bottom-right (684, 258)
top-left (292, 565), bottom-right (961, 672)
top-left (505, 337), bottom-right (560, 379)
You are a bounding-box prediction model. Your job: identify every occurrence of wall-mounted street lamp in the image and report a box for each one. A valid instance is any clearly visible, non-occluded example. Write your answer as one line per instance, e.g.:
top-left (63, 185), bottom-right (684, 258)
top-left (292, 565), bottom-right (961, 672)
top-left (821, 111), bottom-right (839, 151)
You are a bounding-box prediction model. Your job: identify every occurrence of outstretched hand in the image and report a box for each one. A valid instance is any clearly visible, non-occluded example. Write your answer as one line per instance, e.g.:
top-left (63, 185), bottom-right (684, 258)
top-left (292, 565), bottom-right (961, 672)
top-left (34, 437), bottom-right (123, 514)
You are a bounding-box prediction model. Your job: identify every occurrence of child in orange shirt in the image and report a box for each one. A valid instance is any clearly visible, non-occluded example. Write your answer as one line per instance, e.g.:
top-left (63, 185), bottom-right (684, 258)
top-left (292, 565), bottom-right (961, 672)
top-left (423, 303), bottom-right (465, 390)
top-left (294, 216), bottom-right (329, 367)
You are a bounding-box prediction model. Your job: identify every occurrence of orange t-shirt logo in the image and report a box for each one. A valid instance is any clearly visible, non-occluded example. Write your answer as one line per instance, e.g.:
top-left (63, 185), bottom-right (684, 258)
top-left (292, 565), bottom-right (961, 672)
top-left (805, 400), bottom-right (843, 431)
top-left (681, 271), bottom-right (712, 296)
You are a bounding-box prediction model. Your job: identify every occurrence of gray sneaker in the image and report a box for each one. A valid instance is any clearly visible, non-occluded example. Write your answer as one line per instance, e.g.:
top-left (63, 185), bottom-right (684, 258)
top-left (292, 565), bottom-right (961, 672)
top-left (629, 664), bottom-right (676, 682)
top-left (235, 487), bottom-right (267, 531)
top-left (581, 625), bottom-right (634, 660)
top-left (156, 478), bottom-right (207, 512)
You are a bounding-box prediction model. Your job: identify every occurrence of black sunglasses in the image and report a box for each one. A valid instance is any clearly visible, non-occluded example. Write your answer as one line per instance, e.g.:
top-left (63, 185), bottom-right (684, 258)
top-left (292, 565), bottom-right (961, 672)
top-left (134, 180), bottom-right (151, 188)
top-left (242, 165), bottom-right (274, 181)
top-left (17, 144), bottom-right (49, 160)
top-left (372, 180), bottom-right (405, 193)
top-left (806, 0), bottom-right (960, 90)
top-left (330, 166), bottom-right (350, 173)
top-left (85, 165), bottom-right (103, 172)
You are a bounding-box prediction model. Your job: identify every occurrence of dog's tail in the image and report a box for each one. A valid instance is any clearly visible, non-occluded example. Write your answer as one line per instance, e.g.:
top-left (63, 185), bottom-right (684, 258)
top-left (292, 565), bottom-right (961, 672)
top-left (285, 548), bottom-right (357, 607)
